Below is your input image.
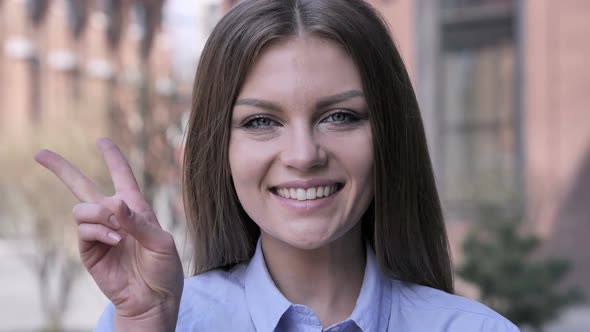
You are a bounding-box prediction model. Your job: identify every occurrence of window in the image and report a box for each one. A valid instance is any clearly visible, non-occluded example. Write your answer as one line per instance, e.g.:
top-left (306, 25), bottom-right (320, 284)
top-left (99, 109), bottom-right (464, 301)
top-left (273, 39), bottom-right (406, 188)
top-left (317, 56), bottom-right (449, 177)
top-left (65, 0), bottom-right (87, 39)
top-left (436, 0), bottom-right (521, 217)
top-left (99, 0), bottom-right (123, 48)
top-left (25, 0), bottom-right (49, 25)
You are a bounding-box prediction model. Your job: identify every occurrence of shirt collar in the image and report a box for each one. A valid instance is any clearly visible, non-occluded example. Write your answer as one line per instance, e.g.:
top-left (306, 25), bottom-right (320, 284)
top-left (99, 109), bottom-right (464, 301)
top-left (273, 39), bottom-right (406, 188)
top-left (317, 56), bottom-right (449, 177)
top-left (349, 244), bottom-right (392, 331)
top-left (244, 239), bottom-right (392, 332)
top-left (244, 239), bottom-right (292, 332)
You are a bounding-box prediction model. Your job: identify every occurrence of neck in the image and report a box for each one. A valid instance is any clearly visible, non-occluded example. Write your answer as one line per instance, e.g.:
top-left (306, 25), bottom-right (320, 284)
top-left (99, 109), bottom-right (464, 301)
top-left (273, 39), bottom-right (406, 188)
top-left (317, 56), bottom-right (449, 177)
top-left (261, 225), bottom-right (366, 327)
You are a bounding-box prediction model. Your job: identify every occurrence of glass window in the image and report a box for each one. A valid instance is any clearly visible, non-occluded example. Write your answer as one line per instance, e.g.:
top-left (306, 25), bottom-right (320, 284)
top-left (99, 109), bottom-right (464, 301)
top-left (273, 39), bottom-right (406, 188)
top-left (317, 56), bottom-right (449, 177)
top-left (65, 0), bottom-right (87, 38)
top-left (436, 0), bottom-right (520, 217)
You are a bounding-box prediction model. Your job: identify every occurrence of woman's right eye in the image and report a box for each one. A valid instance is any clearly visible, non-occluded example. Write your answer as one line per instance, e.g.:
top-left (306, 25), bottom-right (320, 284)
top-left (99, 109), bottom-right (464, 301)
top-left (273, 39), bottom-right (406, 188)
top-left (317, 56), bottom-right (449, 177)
top-left (241, 116), bottom-right (279, 129)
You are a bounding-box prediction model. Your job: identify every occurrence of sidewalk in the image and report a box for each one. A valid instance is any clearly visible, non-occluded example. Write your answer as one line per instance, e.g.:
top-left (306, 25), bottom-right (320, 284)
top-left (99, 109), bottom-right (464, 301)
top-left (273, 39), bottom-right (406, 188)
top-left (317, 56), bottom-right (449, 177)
top-left (0, 238), bottom-right (107, 331)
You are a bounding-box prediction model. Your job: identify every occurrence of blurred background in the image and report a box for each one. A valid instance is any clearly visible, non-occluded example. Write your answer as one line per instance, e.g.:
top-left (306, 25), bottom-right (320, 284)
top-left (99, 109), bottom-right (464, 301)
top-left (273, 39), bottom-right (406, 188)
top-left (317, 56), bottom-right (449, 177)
top-left (0, 0), bottom-right (588, 331)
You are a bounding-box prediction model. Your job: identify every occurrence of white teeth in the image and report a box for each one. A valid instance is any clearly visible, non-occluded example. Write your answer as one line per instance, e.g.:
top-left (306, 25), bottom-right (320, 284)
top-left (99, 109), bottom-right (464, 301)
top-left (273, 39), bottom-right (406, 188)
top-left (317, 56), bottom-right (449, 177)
top-left (316, 186), bottom-right (324, 197)
top-left (306, 187), bottom-right (316, 200)
top-left (275, 185), bottom-right (340, 200)
top-left (296, 188), bottom-right (306, 200)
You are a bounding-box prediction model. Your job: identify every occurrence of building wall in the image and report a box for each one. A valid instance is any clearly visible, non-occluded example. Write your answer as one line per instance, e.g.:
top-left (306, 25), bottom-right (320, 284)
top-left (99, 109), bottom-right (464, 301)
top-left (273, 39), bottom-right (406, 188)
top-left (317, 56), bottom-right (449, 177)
top-left (0, 0), bottom-right (175, 136)
top-left (524, 0), bottom-right (590, 295)
top-left (524, 0), bottom-right (590, 235)
top-left (0, 1), bottom-right (180, 330)
top-left (221, 0), bottom-right (415, 81)
top-left (1, 0), bottom-right (36, 133)
top-left (0, 0), bottom-right (182, 185)
top-left (368, 0), bottom-right (415, 82)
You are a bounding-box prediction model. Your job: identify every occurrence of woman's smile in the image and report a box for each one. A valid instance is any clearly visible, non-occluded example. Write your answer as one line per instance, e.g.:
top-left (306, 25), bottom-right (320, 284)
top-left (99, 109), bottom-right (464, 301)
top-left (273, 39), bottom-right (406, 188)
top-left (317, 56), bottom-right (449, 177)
top-left (273, 184), bottom-right (342, 201)
top-left (228, 35), bottom-right (374, 250)
top-left (269, 179), bottom-right (345, 213)
top-left (270, 178), bottom-right (344, 200)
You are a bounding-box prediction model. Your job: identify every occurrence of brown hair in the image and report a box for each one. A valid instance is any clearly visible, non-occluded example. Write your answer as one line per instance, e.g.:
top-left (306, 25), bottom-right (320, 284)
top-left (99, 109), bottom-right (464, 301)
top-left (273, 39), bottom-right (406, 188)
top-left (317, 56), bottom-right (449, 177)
top-left (183, 0), bottom-right (454, 293)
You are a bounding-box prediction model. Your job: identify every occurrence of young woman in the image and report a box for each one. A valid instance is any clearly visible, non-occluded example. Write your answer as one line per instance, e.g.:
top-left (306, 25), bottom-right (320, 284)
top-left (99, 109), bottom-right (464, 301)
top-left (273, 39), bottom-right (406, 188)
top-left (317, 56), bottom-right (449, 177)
top-left (35, 0), bottom-right (519, 331)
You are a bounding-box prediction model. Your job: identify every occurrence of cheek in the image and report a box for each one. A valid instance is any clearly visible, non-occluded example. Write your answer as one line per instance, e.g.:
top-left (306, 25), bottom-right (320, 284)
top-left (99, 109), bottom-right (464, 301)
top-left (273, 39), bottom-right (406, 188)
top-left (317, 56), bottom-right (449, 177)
top-left (229, 137), bottom-right (278, 228)
top-left (326, 131), bottom-right (374, 215)
top-left (343, 133), bottom-right (375, 219)
top-left (229, 138), bottom-right (251, 193)
top-left (229, 136), bottom-right (272, 198)
top-left (351, 135), bottom-right (373, 175)
top-left (326, 130), bottom-right (374, 179)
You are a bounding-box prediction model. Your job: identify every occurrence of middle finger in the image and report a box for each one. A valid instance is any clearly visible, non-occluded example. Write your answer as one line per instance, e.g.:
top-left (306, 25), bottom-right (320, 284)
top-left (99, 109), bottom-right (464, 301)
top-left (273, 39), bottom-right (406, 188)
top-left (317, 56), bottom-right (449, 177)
top-left (35, 150), bottom-right (103, 202)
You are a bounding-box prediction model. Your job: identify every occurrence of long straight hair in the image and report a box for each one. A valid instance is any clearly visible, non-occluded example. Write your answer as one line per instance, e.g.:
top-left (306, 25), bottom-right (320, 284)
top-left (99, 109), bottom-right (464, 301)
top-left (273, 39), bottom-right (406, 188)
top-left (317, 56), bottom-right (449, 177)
top-left (183, 0), bottom-right (454, 293)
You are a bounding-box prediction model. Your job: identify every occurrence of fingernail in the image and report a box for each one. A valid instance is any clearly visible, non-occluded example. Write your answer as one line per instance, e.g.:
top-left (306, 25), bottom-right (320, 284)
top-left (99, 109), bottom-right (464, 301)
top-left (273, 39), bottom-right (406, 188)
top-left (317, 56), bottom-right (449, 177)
top-left (121, 201), bottom-right (132, 217)
top-left (108, 215), bottom-right (120, 229)
top-left (107, 232), bottom-right (121, 244)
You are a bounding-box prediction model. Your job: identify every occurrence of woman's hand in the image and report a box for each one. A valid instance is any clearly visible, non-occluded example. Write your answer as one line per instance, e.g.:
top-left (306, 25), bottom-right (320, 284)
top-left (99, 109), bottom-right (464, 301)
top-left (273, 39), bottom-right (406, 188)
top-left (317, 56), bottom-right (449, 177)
top-left (35, 138), bottom-right (184, 331)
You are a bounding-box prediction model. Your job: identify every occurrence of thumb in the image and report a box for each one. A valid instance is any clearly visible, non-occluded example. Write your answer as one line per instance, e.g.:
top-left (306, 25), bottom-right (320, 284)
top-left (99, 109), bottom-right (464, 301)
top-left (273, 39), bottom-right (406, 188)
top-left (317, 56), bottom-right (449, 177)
top-left (116, 200), bottom-right (172, 253)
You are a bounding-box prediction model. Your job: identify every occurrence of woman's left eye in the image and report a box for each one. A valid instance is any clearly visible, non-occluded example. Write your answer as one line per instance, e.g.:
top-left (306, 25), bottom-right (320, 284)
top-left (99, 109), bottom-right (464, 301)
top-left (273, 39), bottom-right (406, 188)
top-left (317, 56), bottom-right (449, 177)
top-left (241, 116), bottom-right (279, 128)
top-left (321, 111), bottom-right (360, 124)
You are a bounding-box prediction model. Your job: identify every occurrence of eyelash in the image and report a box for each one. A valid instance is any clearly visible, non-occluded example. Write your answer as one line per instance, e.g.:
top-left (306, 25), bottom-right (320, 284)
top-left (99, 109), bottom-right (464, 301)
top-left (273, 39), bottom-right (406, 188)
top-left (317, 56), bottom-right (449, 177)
top-left (240, 110), bottom-right (361, 129)
top-left (242, 116), bottom-right (278, 128)
top-left (322, 111), bottom-right (360, 124)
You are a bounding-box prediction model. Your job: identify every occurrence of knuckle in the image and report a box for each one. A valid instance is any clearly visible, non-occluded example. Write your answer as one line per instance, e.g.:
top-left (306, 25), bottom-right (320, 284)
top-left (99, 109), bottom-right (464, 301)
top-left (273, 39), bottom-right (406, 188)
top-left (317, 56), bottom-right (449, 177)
top-left (77, 223), bottom-right (90, 237)
top-left (72, 205), bottom-right (86, 224)
top-left (78, 223), bottom-right (104, 240)
top-left (99, 196), bottom-right (118, 211)
top-left (101, 195), bottom-right (116, 205)
top-left (72, 203), bottom-right (109, 224)
top-left (98, 205), bottom-right (112, 219)
top-left (72, 203), bottom-right (85, 216)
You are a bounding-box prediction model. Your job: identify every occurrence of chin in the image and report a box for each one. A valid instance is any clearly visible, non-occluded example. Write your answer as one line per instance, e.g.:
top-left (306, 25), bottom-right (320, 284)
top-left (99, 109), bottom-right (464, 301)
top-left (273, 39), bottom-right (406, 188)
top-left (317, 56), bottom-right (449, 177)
top-left (272, 226), bottom-right (346, 251)
top-left (285, 237), bottom-right (330, 251)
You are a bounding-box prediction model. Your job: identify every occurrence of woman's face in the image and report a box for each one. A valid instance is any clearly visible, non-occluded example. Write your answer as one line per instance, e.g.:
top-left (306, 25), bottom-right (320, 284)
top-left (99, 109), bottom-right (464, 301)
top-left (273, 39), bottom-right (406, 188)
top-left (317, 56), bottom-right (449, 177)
top-left (229, 35), bottom-right (374, 250)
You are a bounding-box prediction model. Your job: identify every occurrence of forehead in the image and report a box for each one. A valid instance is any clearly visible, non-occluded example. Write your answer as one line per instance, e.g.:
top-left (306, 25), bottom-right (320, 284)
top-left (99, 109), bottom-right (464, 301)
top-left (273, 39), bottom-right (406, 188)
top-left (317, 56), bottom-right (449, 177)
top-left (237, 35), bottom-right (363, 103)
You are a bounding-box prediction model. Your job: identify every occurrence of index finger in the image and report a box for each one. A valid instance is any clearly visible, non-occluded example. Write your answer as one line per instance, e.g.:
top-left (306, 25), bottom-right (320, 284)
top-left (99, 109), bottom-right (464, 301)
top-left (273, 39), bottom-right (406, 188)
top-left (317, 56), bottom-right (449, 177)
top-left (96, 138), bottom-right (141, 193)
top-left (34, 150), bottom-right (103, 203)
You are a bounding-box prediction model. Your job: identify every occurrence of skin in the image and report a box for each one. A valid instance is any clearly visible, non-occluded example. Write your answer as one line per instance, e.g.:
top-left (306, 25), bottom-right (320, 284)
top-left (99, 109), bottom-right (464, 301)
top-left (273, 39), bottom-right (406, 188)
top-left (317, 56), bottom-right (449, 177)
top-left (230, 35), bottom-right (374, 326)
top-left (34, 139), bottom-right (183, 332)
top-left (35, 35), bottom-right (374, 329)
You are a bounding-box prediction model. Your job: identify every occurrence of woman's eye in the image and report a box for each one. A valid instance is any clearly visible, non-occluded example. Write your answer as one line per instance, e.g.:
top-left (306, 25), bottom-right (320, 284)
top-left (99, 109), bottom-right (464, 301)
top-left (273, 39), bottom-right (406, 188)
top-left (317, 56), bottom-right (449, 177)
top-left (242, 116), bottom-right (279, 128)
top-left (322, 111), bottom-right (359, 124)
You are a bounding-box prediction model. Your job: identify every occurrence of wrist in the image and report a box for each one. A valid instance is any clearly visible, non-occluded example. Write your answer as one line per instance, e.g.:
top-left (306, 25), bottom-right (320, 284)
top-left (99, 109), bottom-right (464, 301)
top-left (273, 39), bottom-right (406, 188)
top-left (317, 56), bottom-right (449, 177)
top-left (114, 299), bottom-right (181, 332)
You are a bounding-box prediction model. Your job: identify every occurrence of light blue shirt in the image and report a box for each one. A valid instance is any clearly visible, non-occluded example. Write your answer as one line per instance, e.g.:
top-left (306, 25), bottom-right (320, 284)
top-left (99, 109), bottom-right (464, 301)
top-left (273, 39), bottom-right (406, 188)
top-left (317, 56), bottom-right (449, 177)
top-left (96, 240), bottom-right (519, 331)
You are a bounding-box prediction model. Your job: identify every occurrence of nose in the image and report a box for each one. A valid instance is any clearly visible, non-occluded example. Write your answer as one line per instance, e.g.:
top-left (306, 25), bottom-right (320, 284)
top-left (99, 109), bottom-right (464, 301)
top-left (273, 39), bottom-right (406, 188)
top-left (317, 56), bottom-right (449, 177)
top-left (280, 128), bottom-right (327, 171)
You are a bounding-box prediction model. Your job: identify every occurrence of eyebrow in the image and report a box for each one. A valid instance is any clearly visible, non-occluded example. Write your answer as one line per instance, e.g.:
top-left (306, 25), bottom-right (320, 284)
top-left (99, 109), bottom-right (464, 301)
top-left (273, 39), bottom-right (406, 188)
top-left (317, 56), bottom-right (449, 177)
top-left (234, 89), bottom-right (364, 112)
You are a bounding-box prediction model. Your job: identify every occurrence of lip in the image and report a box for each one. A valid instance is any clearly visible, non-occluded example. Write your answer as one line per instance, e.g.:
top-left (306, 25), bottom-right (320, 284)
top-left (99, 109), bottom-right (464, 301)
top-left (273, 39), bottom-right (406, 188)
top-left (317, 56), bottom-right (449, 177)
top-left (271, 178), bottom-right (343, 190)
top-left (270, 180), bottom-right (344, 213)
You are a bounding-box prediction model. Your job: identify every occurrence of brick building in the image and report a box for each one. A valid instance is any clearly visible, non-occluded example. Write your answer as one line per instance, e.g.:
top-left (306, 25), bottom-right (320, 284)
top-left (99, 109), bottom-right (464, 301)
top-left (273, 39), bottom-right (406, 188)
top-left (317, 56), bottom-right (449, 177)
top-left (0, 0), bottom-right (181, 195)
top-left (1, 0), bottom-right (587, 329)
top-left (0, 1), bottom-right (184, 330)
top-left (371, 0), bottom-right (590, 300)
top-left (221, 0), bottom-right (590, 300)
